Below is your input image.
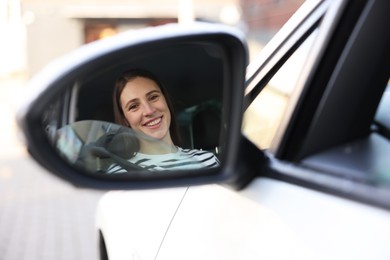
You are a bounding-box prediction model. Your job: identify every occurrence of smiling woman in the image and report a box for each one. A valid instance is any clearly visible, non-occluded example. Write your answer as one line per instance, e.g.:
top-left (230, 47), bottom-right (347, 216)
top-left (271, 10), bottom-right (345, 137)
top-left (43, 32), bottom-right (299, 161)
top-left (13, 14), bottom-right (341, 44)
top-left (104, 68), bottom-right (220, 173)
top-left (113, 69), bottom-right (178, 147)
top-left (44, 44), bottom-right (225, 176)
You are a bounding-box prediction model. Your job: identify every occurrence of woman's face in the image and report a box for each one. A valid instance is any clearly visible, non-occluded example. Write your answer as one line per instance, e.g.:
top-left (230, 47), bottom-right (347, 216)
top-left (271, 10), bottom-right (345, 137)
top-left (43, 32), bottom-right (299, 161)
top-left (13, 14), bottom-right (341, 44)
top-left (120, 76), bottom-right (173, 145)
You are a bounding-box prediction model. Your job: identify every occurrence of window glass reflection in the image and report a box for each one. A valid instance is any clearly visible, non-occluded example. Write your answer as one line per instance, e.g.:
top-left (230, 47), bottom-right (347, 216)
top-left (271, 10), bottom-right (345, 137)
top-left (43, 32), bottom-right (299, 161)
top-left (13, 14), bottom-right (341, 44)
top-left (242, 30), bottom-right (318, 150)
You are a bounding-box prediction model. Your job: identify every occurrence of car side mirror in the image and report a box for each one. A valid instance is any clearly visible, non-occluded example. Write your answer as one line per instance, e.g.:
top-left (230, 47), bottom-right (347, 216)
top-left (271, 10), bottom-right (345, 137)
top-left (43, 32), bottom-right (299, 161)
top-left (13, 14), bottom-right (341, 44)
top-left (17, 23), bottom-right (248, 190)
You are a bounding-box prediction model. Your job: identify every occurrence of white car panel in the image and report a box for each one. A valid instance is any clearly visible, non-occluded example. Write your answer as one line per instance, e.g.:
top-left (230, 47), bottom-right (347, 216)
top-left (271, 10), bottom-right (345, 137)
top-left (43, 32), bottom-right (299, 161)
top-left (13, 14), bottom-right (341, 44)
top-left (96, 187), bottom-right (187, 260)
top-left (157, 178), bottom-right (390, 260)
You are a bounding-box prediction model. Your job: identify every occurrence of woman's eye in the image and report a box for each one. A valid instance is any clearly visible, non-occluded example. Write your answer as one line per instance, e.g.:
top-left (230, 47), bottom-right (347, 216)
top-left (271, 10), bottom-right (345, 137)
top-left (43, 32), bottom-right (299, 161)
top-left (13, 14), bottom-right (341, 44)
top-left (149, 94), bottom-right (160, 101)
top-left (128, 103), bottom-right (139, 111)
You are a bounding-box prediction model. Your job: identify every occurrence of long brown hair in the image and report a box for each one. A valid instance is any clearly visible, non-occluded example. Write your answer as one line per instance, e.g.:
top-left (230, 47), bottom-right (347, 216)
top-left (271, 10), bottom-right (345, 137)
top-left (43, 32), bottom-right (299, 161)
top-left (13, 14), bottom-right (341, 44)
top-left (113, 69), bottom-right (181, 146)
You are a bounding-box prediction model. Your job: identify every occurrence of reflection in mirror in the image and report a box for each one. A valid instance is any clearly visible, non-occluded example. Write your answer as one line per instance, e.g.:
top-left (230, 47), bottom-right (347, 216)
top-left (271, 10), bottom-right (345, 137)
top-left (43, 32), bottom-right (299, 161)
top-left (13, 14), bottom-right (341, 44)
top-left (41, 43), bottom-right (225, 175)
top-left (55, 120), bottom-right (220, 173)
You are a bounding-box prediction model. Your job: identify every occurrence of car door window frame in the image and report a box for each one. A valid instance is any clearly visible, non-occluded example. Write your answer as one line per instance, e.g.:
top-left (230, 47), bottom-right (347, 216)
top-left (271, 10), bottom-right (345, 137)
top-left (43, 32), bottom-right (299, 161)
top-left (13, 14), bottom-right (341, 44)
top-left (243, 0), bottom-right (390, 210)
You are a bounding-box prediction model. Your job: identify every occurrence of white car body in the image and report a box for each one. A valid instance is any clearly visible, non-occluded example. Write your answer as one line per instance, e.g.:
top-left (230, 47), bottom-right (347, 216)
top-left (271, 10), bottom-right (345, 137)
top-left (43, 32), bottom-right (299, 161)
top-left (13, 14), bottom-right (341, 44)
top-left (97, 179), bottom-right (390, 260)
top-left (96, 188), bottom-right (187, 260)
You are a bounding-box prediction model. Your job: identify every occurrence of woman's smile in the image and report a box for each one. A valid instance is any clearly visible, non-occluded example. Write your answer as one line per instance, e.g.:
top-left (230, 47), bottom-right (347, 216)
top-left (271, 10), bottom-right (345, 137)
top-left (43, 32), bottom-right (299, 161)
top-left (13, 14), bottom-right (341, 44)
top-left (143, 116), bottom-right (163, 128)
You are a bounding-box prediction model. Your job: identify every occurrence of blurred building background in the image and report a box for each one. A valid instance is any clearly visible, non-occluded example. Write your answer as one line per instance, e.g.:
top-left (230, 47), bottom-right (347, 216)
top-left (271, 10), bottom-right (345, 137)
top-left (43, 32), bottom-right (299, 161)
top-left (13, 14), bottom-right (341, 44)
top-left (0, 0), bottom-right (26, 77)
top-left (0, 0), bottom-right (304, 78)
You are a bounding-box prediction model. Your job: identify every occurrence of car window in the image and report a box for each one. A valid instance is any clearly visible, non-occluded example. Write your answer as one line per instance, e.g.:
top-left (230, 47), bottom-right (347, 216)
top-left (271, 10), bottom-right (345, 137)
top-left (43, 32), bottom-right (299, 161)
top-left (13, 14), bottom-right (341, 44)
top-left (242, 28), bottom-right (319, 150)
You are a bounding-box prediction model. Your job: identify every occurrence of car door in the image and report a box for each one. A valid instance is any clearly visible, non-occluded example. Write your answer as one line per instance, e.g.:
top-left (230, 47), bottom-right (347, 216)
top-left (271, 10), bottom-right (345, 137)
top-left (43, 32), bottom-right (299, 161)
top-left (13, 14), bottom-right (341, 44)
top-left (155, 0), bottom-right (390, 259)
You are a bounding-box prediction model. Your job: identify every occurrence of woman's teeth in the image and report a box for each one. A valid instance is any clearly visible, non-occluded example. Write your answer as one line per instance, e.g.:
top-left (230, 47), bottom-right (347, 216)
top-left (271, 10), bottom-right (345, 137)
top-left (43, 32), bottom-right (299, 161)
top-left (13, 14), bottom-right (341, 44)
top-left (145, 117), bottom-right (161, 127)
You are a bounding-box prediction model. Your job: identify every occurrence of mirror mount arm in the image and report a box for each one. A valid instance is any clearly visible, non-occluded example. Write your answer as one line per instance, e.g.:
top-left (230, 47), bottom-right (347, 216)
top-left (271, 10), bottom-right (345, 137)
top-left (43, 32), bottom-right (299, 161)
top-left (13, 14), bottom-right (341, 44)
top-left (224, 135), bottom-right (268, 190)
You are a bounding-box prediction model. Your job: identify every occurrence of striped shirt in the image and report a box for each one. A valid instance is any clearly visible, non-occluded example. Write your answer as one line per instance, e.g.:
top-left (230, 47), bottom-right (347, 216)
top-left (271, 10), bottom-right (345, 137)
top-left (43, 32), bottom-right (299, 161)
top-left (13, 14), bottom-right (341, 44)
top-left (107, 147), bottom-right (219, 173)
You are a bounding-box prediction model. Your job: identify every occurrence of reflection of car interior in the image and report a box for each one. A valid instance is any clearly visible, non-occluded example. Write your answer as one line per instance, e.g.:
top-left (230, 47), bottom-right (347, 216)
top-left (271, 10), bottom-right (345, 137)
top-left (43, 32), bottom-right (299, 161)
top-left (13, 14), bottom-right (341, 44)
top-left (45, 44), bottom-right (225, 172)
top-left (73, 123), bottom-right (143, 172)
top-left (177, 100), bottom-right (222, 153)
top-left (54, 121), bottom-right (124, 172)
top-left (76, 44), bottom-right (224, 152)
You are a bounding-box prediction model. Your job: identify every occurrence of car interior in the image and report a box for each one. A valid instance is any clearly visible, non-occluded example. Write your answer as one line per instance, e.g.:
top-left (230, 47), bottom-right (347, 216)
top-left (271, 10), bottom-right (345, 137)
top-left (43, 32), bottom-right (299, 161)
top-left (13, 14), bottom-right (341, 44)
top-left (43, 43), bottom-right (227, 173)
top-left (241, 0), bottom-right (390, 204)
top-left (301, 78), bottom-right (390, 188)
top-left (270, 1), bottom-right (390, 193)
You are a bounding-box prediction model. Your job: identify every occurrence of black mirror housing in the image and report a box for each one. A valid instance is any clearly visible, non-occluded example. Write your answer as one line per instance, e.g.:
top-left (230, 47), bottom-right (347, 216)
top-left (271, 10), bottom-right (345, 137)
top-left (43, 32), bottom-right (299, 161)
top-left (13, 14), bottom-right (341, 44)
top-left (17, 23), bottom-right (248, 190)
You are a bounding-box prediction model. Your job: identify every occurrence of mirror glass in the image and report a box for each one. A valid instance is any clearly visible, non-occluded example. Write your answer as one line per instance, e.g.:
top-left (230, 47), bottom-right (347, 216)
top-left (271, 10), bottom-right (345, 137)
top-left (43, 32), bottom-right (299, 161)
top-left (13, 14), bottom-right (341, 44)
top-left (40, 43), bottom-right (226, 175)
